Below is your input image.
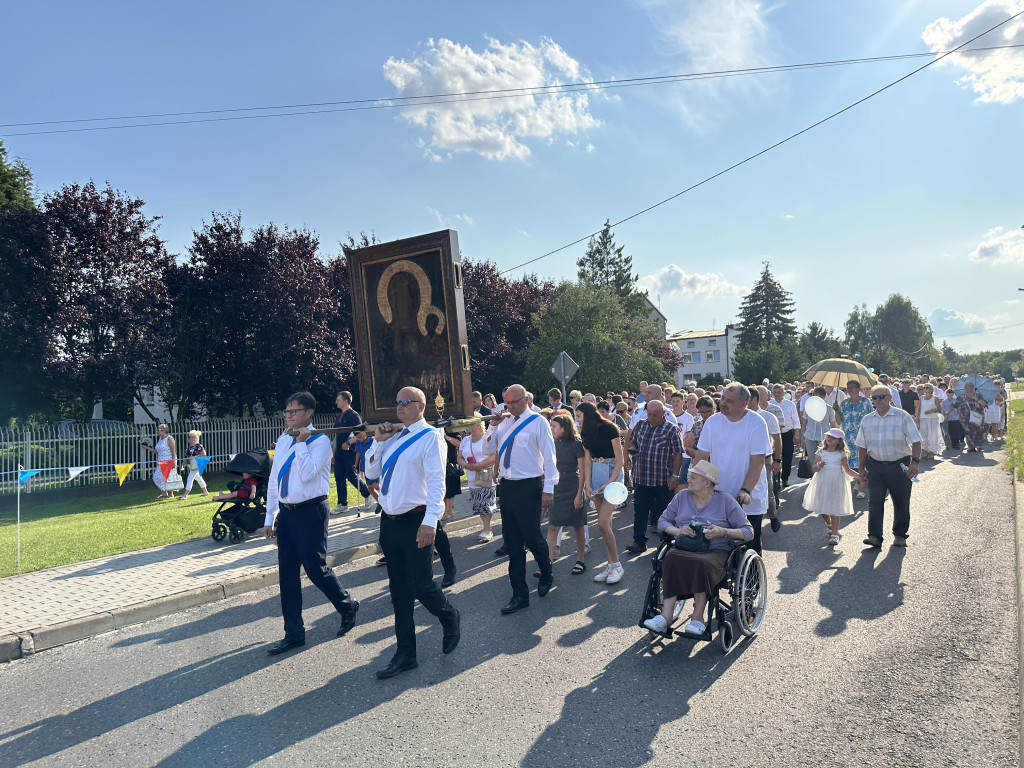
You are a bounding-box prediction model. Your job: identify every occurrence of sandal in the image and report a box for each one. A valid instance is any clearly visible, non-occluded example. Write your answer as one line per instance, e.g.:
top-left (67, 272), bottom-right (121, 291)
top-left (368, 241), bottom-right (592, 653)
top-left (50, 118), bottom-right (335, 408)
top-left (856, 491), bottom-right (866, 499)
top-left (571, 560), bottom-right (586, 575)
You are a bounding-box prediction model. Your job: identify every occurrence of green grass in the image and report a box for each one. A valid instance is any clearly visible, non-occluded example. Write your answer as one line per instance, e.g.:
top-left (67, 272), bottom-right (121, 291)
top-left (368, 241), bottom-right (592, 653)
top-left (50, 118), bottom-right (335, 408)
top-left (1012, 382), bottom-right (1024, 392)
top-left (0, 478), bottom-right (354, 577)
top-left (1005, 405), bottom-right (1024, 480)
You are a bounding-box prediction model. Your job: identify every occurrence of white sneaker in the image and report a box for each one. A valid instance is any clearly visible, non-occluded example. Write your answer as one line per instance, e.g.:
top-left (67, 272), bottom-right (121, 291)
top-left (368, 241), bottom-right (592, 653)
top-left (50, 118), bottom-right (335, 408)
top-left (330, 505), bottom-right (348, 516)
top-left (605, 563), bottom-right (624, 585)
top-left (364, 496), bottom-right (375, 509)
top-left (593, 566), bottom-right (610, 583)
top-left (643, 614), bottom-right (669, 634)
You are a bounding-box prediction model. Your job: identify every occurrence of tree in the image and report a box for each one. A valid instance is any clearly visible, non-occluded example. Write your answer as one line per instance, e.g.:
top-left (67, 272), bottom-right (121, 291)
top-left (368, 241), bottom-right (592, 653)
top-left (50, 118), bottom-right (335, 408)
top-left (185, 212), bottom-right (352, 417)
top-left (0, 205), bottom-right (58, 421)
top-left (872, 294), bottom-right (933, 374)
top-left (522, 283), bottom-right (672, 395)
top-left (576, 219), bottom-right (647, 315)
top-left (843, 303), bottom-right (875, 359)
top-left (798, 321), bottom-right (845, 367)
top-left (732, 338), bottom-right (803, 384)
top-left (0, 141), bottom-right (35, 213)
top-left (42, 182), bottom-right (173, 421)
top-left (735, 261), bottom-right (797, 348)
top-left (462, 259), bottom-right (554, 397)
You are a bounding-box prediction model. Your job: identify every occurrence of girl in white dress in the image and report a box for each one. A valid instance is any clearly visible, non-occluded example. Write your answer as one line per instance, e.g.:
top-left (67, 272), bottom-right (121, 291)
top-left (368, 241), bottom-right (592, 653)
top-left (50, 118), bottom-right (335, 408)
top-left (802, 427), bottom-right (858, 546)
top-left (917, 384), bottom-right (944, 458)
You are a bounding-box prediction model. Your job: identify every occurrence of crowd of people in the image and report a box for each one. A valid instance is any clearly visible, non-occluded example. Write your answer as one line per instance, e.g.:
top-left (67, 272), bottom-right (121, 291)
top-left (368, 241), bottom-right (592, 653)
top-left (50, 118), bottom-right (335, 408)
top-left (253, 370), bottom-right (1008, 677)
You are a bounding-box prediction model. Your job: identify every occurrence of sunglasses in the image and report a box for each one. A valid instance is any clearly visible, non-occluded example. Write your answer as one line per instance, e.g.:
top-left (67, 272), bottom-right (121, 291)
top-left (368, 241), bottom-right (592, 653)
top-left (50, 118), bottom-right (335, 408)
top-left (395, 398), bottom-right (423, 407)
top-left (871, 395), bottom-right (888, 401)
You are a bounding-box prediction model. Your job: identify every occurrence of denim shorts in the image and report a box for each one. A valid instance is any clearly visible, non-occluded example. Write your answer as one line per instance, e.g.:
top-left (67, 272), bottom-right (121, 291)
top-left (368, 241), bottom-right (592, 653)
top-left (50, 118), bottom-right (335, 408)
top-left (590, 460), bottom-right (623, 493)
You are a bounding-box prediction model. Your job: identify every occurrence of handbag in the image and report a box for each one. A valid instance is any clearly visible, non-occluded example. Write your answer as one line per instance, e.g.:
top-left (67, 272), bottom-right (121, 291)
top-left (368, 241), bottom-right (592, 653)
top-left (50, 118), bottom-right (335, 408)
top-left (969, 410), bottom-right (984, 426)
top-left (673, 524), bottom-right (710, 552)
top-left (165, 469), bottom-right (184, 491)
top-left (467, 440), bottom-right (494, 488)
top-left (797, 456), bottom-right (814, 479)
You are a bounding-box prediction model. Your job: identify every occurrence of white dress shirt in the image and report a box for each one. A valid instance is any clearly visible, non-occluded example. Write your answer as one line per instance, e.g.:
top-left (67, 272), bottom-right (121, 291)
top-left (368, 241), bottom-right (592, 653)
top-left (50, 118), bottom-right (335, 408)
top-left (855, 406), bottom-right (923, 462)
top-left (482, 411), bottom-right (559, 493)
top-left (265, 431), bottom-right (333, 526)
top-left (364, 419), bottom-right (447, 528)
top-left (773, 396), bottom-right (800, 432)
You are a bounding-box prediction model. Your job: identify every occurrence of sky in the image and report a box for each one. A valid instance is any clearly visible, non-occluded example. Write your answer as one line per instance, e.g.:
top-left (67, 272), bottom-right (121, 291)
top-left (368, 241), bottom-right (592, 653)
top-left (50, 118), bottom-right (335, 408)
top-left (4, 0), bottom-right (1024, 355)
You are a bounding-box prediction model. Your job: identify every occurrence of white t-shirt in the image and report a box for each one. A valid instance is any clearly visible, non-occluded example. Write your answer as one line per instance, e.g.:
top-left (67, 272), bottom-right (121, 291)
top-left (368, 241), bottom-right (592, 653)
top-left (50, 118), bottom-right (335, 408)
top-left (696, 411), bottom-right (772, 516)
top-left (459, 435), bottom-right (493, 484)
top-left (752, 406), bottom-right (781, 436)
top-left (629, 404), bottom-right (679, 430)
top-left (672, 410), bottom-right (695, 437)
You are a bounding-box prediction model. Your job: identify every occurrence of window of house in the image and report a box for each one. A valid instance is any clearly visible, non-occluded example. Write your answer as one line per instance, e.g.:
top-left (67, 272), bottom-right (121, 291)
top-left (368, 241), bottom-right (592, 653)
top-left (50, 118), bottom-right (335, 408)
top-left (705, 350), bottom-right (721, 363)
top-left (687, 341), bottom-right (695, 348)
top-left (708, 339), bottom-right (716, 347)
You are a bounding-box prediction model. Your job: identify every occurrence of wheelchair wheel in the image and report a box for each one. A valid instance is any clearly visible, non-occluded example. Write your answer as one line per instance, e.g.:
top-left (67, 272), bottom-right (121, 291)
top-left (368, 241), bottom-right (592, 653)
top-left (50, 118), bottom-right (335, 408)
top-left (718, 619), bottom-right (736, 653)
top-left (735, 550), bottom-right (767, 637)
top-left (228, 526), bottom-right (245, 544)
top-left (212, 522), bottom-right (228, 542)
top-left (639, 571), bottom-right (661, 627)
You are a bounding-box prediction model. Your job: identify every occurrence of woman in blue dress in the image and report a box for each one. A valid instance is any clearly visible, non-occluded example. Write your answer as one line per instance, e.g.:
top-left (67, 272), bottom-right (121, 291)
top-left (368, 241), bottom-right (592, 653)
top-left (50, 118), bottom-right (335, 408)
top-left (838, 380), bottom-right (873, 499)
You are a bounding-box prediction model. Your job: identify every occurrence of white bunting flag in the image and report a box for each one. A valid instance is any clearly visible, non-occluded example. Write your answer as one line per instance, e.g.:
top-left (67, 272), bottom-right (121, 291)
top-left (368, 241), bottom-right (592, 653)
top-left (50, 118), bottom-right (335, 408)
top-left (67, 466), bottom-right (90, 482)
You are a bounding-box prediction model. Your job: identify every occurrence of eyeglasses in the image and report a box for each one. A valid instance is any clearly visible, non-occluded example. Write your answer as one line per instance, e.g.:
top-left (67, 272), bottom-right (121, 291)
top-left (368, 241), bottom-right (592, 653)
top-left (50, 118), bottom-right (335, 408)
top-left (284, 408), bottom-right (312, 415)
top-left (870, 395), bottom-right (888, 401)
top-left (395, 399), bottom-right (423, 407)
top-left (503, 395), bottom-right (525, 406)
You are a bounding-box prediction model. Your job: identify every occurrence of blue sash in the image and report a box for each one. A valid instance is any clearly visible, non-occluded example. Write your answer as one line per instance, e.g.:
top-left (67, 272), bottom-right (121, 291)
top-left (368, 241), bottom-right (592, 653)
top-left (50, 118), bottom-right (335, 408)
top-left (381, 427), bottom-right (434, 495)
top-left (498, 413), bottom-right (540, 462)
top-left (277, 432), bottom-right (327, 498)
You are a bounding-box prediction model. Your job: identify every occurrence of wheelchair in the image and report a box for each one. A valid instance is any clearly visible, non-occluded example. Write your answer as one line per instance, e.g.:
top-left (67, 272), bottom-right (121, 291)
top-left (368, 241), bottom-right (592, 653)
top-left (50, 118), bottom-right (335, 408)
top-left (638, 534), bottom-right (767, 653)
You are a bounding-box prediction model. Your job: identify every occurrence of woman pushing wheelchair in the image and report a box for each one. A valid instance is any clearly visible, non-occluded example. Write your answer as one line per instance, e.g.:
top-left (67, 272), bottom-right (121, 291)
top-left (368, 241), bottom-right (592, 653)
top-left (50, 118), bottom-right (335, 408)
top-left (643, 460), bottom-right (752, 637)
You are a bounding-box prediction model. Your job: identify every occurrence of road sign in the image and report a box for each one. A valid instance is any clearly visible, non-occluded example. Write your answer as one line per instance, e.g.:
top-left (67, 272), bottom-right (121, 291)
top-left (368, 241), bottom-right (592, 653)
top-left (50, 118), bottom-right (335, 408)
top-left (551, 350), bottom-right (579, 394)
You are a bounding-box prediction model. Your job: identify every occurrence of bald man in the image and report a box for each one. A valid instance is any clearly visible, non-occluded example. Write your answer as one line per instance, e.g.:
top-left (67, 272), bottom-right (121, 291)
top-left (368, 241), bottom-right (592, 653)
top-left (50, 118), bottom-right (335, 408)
top-left (364, 386), bottom-right (460, 678)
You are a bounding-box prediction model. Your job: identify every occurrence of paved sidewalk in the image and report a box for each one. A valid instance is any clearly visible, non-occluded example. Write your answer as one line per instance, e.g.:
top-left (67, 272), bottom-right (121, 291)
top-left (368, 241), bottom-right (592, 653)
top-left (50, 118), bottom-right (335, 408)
top-left (0, 491), bottom-right (484, 662)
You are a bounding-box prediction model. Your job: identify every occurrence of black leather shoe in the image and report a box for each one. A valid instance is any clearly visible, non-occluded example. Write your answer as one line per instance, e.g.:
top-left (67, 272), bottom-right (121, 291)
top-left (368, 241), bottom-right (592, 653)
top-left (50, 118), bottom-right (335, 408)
top-left (626, 542), bottom-right (646, 554)
top-left (440, 569), bottom-right (457, 588)
top-left (442, 608), bottom-right (461, 654)
top-left (537, 576), bottom-right (553, 597)
top-left (494, 545), bottom-right (508, 557)
top-left (501, 596), bottom-right (529, 614)
top-left (337, 601), bottom-right (359, 637)
top-left (267, 636), bottom-right (305, 656)
top-left (770, 516), bottom-right (781, 533)
top-left (376, 655), bottom-right (418, 679)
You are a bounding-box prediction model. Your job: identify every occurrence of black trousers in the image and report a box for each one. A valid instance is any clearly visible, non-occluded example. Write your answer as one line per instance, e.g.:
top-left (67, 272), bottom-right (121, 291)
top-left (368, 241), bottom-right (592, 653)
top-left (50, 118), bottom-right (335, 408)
top-left (434, 522), bottom-right (455, 575)
top-left (276, 499), bottom-right (356, 640)
top-left (380, 508), bottom-right (458, 659)
top-left (748, 514), bottom-right (764, 555)
top-left (780, 430), bottom-right (795, 484)
top-left (499, 477), bottom-right (551, 600)
top-left (632, 483), bottom-right (672, 544)
top-left (866, 457), bottom-right (912, 541)
top-left (333, 455), bottom-right (368, 506)
top-left (947, 420), bottom-right (965, 449)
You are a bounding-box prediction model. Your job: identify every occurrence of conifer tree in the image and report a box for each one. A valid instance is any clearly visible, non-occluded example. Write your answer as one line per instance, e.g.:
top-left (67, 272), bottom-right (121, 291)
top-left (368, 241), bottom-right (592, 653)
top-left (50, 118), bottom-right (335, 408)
top-left (736, 261), bottom-right (797, 348)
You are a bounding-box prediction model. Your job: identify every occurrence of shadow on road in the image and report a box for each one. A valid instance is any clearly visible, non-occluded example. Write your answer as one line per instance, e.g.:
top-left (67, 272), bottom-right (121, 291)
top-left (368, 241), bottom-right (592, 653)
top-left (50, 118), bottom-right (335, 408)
top-left (815, 546), bottom-right (905, 637)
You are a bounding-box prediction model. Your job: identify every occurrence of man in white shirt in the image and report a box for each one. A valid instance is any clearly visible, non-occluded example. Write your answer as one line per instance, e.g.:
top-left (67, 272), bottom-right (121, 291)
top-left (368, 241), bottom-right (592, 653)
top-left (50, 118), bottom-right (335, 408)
top-left (363, 386), bottom-right (461, 678)
top-left (483, 383), bottom-right (558, 614)
top-left (855, 384), bottom-right (922, 548)
top-left (692, 383), bottom-right (772, 554)
top-left (747, 387), bottom-right (782, 532)
top-left (771, 383), bottom-right (800, 487)
top-left (628, 384), bottom-right (680, 429)
top-left (263, 391), bottom-right (359, 656)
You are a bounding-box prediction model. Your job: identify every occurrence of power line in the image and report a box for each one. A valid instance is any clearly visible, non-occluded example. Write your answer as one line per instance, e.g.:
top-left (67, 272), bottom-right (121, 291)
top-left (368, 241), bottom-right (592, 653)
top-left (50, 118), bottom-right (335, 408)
top-left (938, 321), bottom-right (1024, 339)
top-left (498, 14), bottom-right (1024, 275)
top-left (1, 44), bottom-right (1021, 137)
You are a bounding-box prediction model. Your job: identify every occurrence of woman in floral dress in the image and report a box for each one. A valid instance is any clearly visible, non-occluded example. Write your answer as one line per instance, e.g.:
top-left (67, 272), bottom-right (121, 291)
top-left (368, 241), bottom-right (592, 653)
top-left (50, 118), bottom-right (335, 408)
top-left (955, 382), bottom-right (987, 452)
top-left (838, 380), bottom-right (873, 499)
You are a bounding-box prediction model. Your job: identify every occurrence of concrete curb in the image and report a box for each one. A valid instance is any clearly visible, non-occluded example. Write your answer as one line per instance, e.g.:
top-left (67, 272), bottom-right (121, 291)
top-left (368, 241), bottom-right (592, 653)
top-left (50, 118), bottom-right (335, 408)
top-left (0, 512), bottom-right (487, 663)
top-left (1014, 472), bottom-right (1023, 767)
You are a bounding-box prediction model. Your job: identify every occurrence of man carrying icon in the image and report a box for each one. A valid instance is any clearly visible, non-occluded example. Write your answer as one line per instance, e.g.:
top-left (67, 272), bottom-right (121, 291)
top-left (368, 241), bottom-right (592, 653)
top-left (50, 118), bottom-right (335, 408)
top-left (624, 400), bottom-right (683, 554)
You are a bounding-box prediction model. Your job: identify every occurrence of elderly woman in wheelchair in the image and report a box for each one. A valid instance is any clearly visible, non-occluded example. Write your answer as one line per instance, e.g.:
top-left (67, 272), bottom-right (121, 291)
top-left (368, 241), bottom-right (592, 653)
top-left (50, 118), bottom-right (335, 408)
top-left (643, 460), bottom-right (753, 638)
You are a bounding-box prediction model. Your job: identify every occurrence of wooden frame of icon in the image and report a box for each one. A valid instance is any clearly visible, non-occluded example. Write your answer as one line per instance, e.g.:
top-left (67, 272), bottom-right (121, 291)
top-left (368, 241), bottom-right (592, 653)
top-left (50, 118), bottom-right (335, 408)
top-left (347, 229), bottom-right (473, 424)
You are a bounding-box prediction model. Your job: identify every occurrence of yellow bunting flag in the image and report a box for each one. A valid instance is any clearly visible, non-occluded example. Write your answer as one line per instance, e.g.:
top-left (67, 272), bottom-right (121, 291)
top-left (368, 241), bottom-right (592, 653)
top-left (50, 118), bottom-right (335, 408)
top-left (115, 463), bottom-right (134, 486)
top-left (267, 450), bottom-right (274, 459)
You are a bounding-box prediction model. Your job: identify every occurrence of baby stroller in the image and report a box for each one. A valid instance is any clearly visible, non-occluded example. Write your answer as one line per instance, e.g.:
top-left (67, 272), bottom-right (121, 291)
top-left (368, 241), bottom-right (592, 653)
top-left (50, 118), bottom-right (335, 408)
top-left (211, 449), bottom-right (271, 544)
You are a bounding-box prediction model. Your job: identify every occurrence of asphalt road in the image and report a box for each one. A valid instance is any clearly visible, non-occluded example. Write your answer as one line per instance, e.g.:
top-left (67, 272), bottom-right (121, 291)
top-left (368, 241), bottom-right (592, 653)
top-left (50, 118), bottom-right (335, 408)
top-left (0, 447), bottom-right (1018, 768)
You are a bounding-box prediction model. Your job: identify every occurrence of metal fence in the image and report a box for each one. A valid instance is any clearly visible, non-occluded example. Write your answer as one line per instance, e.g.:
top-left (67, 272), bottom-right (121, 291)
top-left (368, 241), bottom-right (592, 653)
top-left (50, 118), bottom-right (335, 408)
top-left (0, 416), bottom-right (338, 495)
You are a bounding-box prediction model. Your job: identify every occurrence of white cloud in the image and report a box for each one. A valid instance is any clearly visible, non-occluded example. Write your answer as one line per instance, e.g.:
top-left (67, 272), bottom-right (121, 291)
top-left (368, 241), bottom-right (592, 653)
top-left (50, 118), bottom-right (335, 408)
top-left (426, 206), bottom-right (474, 228)
top-left (383, 37), bottom-right (600, 161)
top-left (638, 264), bottom-right (746, 299)
top-left (929, 307), bottom-right (989, 337)
top-left (922, 0), bottom-right (1024, 103)
top-left (782, 213), bottom-right (795, 220)
top-left (968, 225), bottom-right (1024, 264)
top-left (639, 0), bottom-right (778, 131)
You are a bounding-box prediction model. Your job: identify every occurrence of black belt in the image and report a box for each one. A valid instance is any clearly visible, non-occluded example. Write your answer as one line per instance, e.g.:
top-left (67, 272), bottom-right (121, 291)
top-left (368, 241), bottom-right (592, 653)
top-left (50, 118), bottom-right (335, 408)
top-left (500, 476), bottom-right (543, 483)
top-left (387, 504), bottom-right (427, 520)
top-left (279, 495), bottom-right (328, 511)
top-left (867, 456), bottom-right (909, 466)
